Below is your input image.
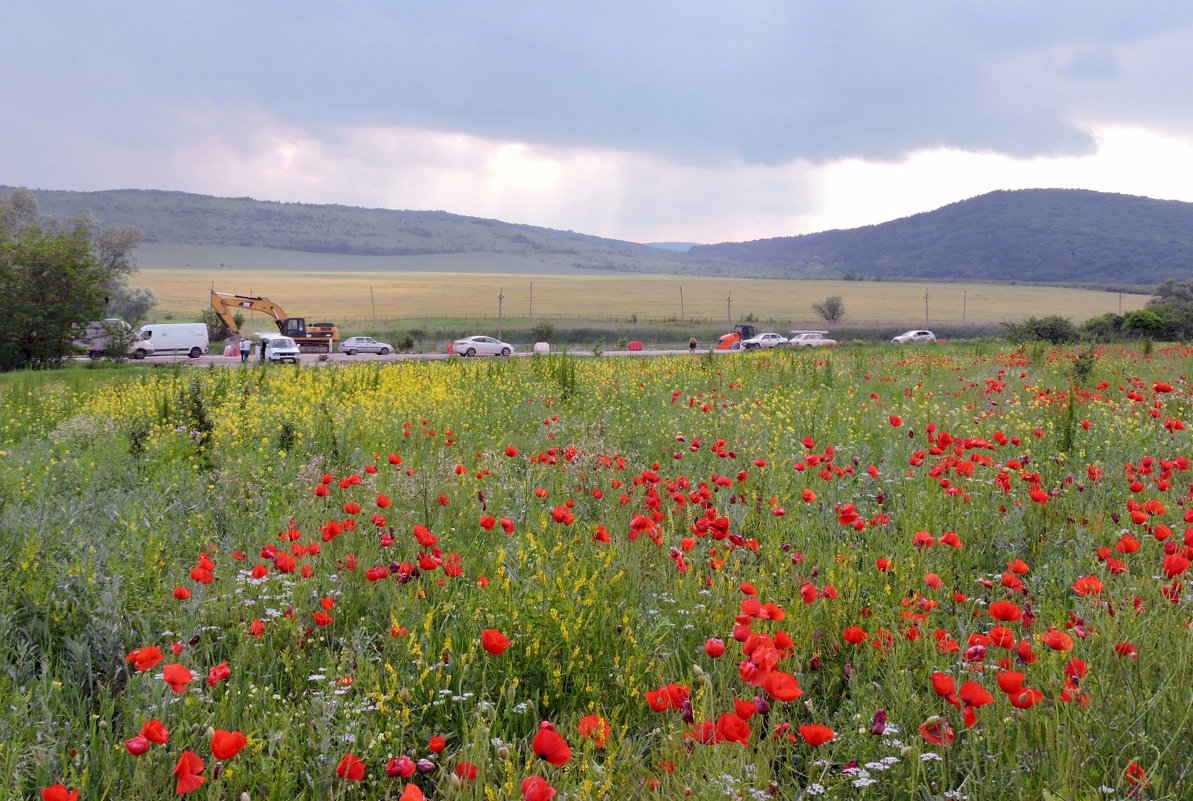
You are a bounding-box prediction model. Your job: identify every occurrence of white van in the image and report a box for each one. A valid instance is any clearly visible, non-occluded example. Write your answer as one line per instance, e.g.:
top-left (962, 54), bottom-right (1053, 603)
top-left (254, 332), bottom-right (301, 363)
top-left (136, 323), bottom-right (209, 358)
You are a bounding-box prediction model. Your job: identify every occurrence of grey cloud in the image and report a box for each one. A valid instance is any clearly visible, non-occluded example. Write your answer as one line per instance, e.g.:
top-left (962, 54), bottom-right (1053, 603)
top-left (4, 0), bottom-right (1193, 173)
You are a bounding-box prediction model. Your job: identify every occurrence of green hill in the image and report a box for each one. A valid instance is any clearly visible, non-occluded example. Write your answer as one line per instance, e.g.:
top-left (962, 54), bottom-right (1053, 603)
top-left (689, 189), bottom-right (1193, 286)
top-left (5, 185), bottom-right (1192, 286)
top-left (1, 186), bottom-right (690, 274)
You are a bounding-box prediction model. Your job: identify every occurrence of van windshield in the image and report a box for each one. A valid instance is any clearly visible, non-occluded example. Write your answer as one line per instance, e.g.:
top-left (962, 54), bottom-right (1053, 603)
top-left (274, 338), bottom-right (296, 348)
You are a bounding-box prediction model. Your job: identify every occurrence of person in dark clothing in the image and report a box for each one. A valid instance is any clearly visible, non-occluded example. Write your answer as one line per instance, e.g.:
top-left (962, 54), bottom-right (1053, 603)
top-left (689, 336), bottom-right (697, 353)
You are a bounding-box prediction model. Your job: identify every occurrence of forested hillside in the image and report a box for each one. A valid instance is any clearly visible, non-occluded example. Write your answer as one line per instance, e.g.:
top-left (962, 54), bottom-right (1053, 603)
top-left (689, 189), bottom-right (1193, 285)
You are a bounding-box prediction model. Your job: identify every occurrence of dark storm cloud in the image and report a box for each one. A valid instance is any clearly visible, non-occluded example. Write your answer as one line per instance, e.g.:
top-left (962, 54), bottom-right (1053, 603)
top-left (3, 0), bottom-right (1192, 176)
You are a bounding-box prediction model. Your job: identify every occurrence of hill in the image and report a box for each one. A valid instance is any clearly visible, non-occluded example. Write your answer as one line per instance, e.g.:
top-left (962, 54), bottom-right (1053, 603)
top-left (5, 186), bottom-right (1192, 286)
top-left (689, 189), bottom-right (1193, 286)
top-left (1, 186), bottom-right (691, 274)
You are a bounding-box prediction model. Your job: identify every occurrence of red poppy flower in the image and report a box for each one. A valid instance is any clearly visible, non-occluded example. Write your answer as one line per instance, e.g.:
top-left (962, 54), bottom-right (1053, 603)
top-left (162, 663), bottom-right (193, 694)
top-left (482, 629), bottom-right (511, 655)
top-left (1071, 575), bottom-right (1104, 596)
top-left (959, 681), bottom-right (994, 707)
top-left (429, 735), bottom-right (446, 753)
top-left (207, 661), bottom-right (231, 687)
top-left (387, 755), bottom-right (416, 777)
top-left (918, 719), bottom-right (954, 746)
top-left (40, 785), bottom-right (79, 801)
top-left (336, 752), bottom-right (366, 781)
top-left (578, 714), bottom-right (611, 748)
top-left (173, 585), bottom-right (192, 600)
top-left (930, 672), bottom-right (956, 697)
top-left (313, 612), bottom-right (332, 627)
top-left (1042, 628), bottom-right (1074, 651)
top-left (173, 750), bottom-right (205, 794)
top-left (126, 645), bottom-right (164, 672)
top-left (455, 762), bottom-right (479, 780)
top-left (843, 625), bottom-right (868, 644)
top-left (989, 600), bottom-right (1022, 622)
top-left (413, 524), bottom-right (438, 547)
top-left (715, 713), bottom-right (752, 745)
top-left (762, 671), bottom-right (803, 702)
top-left (532, 723), bottom-right (571, 765)
top-left (247, 619), bottom-right (265, 638)
top-left (521, 776), bottom-right (557, 801)
top-left (705, 637), bottom-right (726, 657)
top-left (141, 719), bottom-right (169, 745)
top-left (399, 784), bottom-right (426, 801)
top-left (125, 734), bottom-right (150, 756)
top-left (211, 729), bottom-right (247, 760)
top-left (798, 724), bottom-right (835, 746)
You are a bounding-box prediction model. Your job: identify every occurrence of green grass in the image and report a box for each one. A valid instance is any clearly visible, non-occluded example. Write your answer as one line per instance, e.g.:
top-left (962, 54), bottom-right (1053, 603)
top-left (2, 345), bottom-right (1191, 799)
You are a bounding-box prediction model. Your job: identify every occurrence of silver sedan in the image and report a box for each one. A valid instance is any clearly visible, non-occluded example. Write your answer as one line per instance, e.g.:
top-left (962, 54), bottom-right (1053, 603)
top-left (450, 335), bottom-right (514, 357)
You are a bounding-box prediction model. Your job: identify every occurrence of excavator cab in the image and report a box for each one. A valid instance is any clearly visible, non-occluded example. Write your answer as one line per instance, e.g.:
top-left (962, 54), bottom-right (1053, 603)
top-left (279, 318), bottom-right (308, 338)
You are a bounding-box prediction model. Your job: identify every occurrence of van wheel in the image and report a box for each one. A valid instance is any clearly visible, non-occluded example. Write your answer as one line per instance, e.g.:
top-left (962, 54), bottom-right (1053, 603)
top-left (89, 350), bottom-right (103, 360)
top-left (188, 347), bottom-right (202, 359)
top-left (132, 349), bottom-right (146, 360)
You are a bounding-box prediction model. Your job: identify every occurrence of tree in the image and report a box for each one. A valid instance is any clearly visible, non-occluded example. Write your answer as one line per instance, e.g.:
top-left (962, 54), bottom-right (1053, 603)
top-left (0, 188), bottom-right (152, 371)
top-left (812, 295), bottom-right (845, 323)
top-left (0, 225), bottom-right (109, 370)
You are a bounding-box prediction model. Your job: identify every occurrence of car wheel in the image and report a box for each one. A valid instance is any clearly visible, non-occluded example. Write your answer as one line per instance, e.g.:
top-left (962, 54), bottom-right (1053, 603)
top-left (500, 347), bottom-right (511, 357)
top-left (132, 349), bottom-right (147, 359)
top-left (89, 350), bottom-right (103, 360)
top-left (465, 347), bottom-right (476, 357)
top-left (378, 347), bottom-right (390, 355)
top-left (347, 349), bottom-right (357, 355)
top-left (188, 347), bottom-right (201, 359)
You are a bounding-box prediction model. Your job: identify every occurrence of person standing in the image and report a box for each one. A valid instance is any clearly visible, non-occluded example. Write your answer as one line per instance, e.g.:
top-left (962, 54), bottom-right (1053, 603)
top-left (689, 336), bottom-right (697, 353)
top-left (238, 337), bottom-right (251, 363)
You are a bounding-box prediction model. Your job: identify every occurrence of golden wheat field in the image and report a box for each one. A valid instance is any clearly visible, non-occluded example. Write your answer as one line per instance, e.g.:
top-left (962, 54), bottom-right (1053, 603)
top-left (135, 267), bottom-right (1144, 325)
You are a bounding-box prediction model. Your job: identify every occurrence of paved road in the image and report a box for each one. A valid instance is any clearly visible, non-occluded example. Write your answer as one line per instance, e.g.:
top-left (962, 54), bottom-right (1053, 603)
top-left (133, 347), bottom-right (707, 368)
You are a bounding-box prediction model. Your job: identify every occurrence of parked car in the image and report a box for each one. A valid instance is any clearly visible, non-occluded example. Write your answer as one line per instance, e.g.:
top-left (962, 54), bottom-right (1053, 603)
top-left (786, 330), bottom-right (837, 347)
top-left (74, 319), bottom-right (155, 360)
top-left (339, 336), bottom-right (392, 355)
top-left (891, 329), bottom-right (937, 344)
top-left (740, 332), bottom-right (789, 350)
top-left (449, 336), bottom-right (514, 357)
top-left (255, 332), bottom-right (301, 363)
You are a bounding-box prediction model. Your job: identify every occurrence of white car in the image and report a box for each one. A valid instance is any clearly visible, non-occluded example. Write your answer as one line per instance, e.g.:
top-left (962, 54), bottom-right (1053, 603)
top-left (339, 336), bottom-right (392, 355)
top-left (254, 332), bottom-right (301, 363)
top-left (740, 332), bottom-right (788, 350)
top-left (786, 330), bottom-right (837, 347)
top-left (891, 329), bottom-right (937, 344)
top-left (450, 335), bottom-right (514, 357)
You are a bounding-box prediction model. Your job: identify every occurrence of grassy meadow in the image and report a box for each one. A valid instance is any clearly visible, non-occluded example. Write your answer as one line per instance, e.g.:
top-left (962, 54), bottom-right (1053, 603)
top-left (4, 344), bottom-right (1192, 800)
top-left (134, 266), bottom-right (1144, 329)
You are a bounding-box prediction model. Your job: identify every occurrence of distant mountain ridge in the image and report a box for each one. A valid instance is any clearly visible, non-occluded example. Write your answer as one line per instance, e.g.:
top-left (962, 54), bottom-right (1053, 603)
top-left (689, 189), bottom-right (1193, 285)
top-left (4, 185), bottom-right (1191, 286)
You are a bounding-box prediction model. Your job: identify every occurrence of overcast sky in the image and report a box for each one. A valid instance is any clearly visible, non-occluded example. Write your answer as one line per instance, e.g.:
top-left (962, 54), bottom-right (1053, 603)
top-left (4, 2), bottom-right (1193, 243)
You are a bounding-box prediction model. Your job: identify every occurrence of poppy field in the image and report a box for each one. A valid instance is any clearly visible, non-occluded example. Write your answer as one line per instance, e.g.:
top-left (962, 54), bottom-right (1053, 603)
top-left (3, 345), bottom-right (1193, 800)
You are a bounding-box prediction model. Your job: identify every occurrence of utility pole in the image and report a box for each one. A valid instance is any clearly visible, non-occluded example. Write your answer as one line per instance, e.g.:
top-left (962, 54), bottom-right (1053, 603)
top-left (680, 285), bottom-right (684, 321)
top-left (727, 293), bottom-right (733, 330)
top-left (498, 288), bottom-right (504, 339)
top-left (962, 289), bottom-right (966, 325)
top-left (924, 291), bottom-right (930, 327)
top-left (370, 286), bottom-right (376, 321)
top-left (1118, 292), bottom-right (1123, 315)
top-left (529, 282), bottom-right (534, 320)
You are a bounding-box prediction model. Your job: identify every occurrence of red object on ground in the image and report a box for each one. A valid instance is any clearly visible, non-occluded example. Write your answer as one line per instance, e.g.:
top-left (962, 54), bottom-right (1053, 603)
top-left (628, 341), bottom-right (643, 351)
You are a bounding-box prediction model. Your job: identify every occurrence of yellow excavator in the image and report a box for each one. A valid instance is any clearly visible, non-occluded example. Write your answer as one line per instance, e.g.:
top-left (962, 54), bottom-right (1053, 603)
top-left (210, 291), bottom-right (339, 353)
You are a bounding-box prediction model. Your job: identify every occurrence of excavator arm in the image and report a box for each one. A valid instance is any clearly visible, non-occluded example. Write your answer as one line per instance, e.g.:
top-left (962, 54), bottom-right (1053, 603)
top-left (210, 291), bottom-right (288, 337)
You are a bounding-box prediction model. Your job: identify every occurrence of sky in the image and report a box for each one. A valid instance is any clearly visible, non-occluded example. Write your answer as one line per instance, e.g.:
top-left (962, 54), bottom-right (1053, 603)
top-left (5, 1), bottom-right (1193, 244)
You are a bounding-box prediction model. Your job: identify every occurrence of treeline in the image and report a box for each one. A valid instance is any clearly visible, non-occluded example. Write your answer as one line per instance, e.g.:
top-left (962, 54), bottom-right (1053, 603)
top-left (1004, 280), bottom-right (1193, 344)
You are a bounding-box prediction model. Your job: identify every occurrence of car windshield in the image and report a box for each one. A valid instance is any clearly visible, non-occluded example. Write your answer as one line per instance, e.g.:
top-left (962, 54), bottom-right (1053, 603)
top-left (275, 338), bottom-right (296, 348)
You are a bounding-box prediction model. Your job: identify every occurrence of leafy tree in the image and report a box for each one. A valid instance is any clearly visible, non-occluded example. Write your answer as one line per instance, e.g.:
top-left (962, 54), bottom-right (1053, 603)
top-left (0, 225), bottom-right (109, 370)
top-left (1121, 309), bottom-right (1167, 339)
top-left (1002, 315), bottom-right (1078, 345)
top-left (812, 295), bottom-right (845, 322)
top-left (1080, 313), bottom-right (1123, 341)
top-left (1149, 279), bottom-right (1193, 305)
top-left (530, 321), bottom-right (555, 343)
top-left (0, 189), bottom-right (151, 371)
